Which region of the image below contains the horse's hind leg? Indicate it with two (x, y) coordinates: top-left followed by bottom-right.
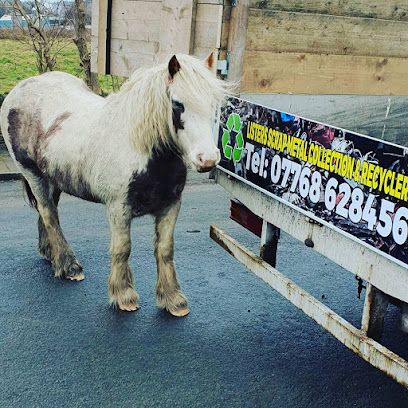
(24, 177), (84, 281)
(38, 187), (61, 261)
(154, 200), (189, 317)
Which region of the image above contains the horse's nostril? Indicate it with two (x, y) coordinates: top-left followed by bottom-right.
(196, 157), (216, 172)
(197, 153), (205, 165)
(196, 153), (218, 166)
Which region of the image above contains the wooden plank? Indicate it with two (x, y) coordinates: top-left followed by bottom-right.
(197, 0), (223, 4)
(193, 46), (215, 59)
(96, 0), (108, 74)
(214, 170), (408, 303)
(242, 50), (408, 95)
(195, 1), (223, 51)
(194, 4), (223, 49)
(196, 3), (222, 22)
(112, 0), (161, 20)
(157, 0), (196, 61)
(111, 18), (160, 42)
(249, 1), (408, 21)
(110, 38), (159, 55)
(194, 21), (221, 48)
(110, 51), (156, 77)
(104, 0), (163, 76)
(247, 10), (408, 58)
(210, 224), (408, 388)
(227, 0), (249, 84)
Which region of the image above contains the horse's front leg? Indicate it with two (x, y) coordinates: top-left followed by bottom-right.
(107, 204), (139, 312)
(155, 200), (189, 317)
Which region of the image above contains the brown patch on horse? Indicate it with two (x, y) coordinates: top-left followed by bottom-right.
(50, 166), (101, 203)
(8, 109), (41, 154)
(8, 109), (72, 175)
(9, 109), (98, 202)
(36, 111), (72, 172)
(42, 112), (72, 141)
(8, 109), (43, 177)
(7, 109), (20, 140)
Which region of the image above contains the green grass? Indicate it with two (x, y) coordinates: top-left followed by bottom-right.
(0, 38), (124, 95)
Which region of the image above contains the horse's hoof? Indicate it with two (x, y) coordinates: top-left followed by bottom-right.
(168, 306), (190, 317)
(62, 259), (84, 281)
(65, 273), (85, 282)
(39, 246), (52, 262)
(118, 302), (140, 312)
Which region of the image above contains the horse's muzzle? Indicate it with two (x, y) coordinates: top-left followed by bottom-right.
(197, 164), (216, 173)
(195, 152), (220, 172)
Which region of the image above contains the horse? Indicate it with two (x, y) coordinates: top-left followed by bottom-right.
(0, 53), (229, 317)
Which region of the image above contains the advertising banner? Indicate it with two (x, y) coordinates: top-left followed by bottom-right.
(218, 97), (408, 267)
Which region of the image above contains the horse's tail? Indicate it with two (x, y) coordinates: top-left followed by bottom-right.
(22, 178), (38, 209)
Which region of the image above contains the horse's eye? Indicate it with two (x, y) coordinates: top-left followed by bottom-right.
(171, 99), (185, 131)
(172, 100), (185, 112)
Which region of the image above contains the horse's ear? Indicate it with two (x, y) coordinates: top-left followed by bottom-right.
(204, 52), (214, 70)
(168, 55), (181, 79)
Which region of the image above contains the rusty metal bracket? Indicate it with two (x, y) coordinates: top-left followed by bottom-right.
(355, 275), (366, 299)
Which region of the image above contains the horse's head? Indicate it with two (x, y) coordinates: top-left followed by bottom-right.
(166, 53), (228, 173)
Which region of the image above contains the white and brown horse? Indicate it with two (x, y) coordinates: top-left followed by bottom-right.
(0, 53), (229, 316)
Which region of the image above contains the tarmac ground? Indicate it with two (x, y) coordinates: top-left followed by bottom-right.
(0, 149), (19, 180)
(1, 174), (408, 407)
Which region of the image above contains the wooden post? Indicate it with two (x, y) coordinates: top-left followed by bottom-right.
(260, 220), (280, 268)
(361, 283), (389, 341)
(157, 0), (196, 63)
(226, 0), (249, 86)
(96, 0), (108, 74)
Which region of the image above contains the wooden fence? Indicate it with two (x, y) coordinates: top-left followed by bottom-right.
(91, 0), (408, 95)
(242, 0), (408, 94)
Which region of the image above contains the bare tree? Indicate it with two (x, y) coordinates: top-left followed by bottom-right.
(12, 0), (69, 73)
(72, 0), (99, 93)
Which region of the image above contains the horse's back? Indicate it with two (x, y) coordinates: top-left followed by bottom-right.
(0, 72), (105, 189)
(1, 72), (103, 147)
(2, 72), (102, 115)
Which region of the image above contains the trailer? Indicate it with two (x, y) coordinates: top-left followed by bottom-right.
(211, 95), (408, 387)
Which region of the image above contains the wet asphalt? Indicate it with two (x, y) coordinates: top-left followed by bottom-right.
(1, 174), (408, 408)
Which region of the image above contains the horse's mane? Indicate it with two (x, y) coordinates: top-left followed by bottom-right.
(105, 54), (231, 154)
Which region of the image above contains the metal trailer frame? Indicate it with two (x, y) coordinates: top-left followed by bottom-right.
(210, 168), (408, 388)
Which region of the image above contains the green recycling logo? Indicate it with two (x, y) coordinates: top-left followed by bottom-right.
(222, 113), (244, 162)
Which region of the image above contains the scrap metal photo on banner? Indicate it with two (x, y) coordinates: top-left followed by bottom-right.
(218, 97), (408, 267)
